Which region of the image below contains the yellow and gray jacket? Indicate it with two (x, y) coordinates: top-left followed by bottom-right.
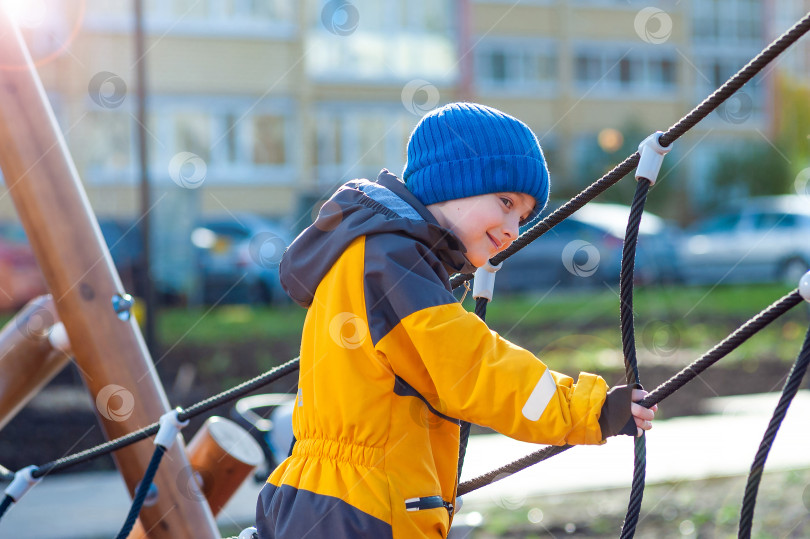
(256, 170), (620, 538)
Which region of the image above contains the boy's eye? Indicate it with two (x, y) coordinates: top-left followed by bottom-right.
(500, 197), (513, 208)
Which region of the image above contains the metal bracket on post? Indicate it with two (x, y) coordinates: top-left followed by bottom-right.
(636, 131), (672, 185)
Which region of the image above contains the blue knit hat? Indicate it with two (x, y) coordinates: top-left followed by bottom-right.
(403, 102), (550, 223)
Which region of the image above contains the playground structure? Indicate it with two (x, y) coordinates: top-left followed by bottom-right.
(0, 4), (808, 539)
(0, 8), (263, 538)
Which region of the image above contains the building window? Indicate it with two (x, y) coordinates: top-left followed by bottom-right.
(489, 51), (508, 83)
(148, 0), (294, 22)
(315, 106), (417, 185)
(307, 0), (457, 83)
(85, 0), (297, 37)
(651, 58), (676, 86)
(74, 99), (295, 185)
(356, 114), (388, 168)
(475, 39), (558, 95)
(174, 112), (212, 164)
(315, 115), (343, 168)
(573, 44), (678, 96)
(692, 0), (762, 45)
(252, 115), (286, 165)
(72, 111), (133, 177)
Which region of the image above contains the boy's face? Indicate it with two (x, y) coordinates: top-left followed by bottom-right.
(427, 192), (536, 268)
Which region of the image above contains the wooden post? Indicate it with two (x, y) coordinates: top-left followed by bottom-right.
(0, 10), (219, 539)
(0, 295), (70, 431)
(187, 417), (264, 516)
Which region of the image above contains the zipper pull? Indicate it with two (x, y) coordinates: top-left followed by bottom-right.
(459, 280), (471, 304)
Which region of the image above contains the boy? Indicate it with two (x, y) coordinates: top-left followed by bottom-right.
(256, 102), (656, 538)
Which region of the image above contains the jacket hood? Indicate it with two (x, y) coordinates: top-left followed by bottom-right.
(280, 170), (474, 307)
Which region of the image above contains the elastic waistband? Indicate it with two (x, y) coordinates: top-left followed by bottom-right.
(292, 438), (385, 468)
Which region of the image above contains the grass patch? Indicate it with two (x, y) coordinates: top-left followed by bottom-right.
(155, 303), (307, 345)
(148, 283), (807, 356)
(480, 282), (802, 328)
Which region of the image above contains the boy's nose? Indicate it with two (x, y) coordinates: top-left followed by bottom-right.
(503, 217), (520, 242)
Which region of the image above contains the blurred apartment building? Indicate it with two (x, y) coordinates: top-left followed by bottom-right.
(1, 0), (808, 226)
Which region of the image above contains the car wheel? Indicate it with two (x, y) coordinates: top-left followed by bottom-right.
(779, 257), (808, 286)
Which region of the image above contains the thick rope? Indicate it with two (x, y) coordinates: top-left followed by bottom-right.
(458, 290), (803, 495)
(660, 10), (810, 147)
(737, 325), (810, 539)
(177, 357), (299, 422)
(458, 444), (571, 496)
(637, 291), (804, 410)
(618, 179), (650, 539)
(0, 357), (299, 481)
(0, 495), (11, 520)
(456, 297), (490, 491)
(115, 445), (166, 539)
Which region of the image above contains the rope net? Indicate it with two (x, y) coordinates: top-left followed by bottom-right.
(2, 9), (810, 538)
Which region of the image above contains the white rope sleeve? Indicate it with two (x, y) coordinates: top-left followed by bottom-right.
(4, 466), (41, 502)
(636, 131), (672, 185)
(799, 270), (810, 303)
(472, 261), (502, 302)
(154, 408), (189, 449)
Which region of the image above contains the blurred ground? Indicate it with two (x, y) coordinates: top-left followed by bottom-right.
(455, 391), (810, 538)
(2, 391), (809, 538)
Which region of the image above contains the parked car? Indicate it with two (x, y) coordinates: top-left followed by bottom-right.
(677, 195), (810, 286)
(496, 202), (682, 294)
(191, 213), (292, 305)
(0, 223), (48, 311)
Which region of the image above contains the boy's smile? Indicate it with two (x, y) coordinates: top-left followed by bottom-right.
(427, 192), (536, 268)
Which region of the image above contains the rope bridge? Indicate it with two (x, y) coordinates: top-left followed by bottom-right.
(2, 10), (810, 539)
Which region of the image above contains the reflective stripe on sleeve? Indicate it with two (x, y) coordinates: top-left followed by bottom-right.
(521, 369), (556, 421)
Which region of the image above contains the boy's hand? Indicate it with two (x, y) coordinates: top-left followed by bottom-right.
(599, 385), (658, 439)
(631, 389), (657, 437)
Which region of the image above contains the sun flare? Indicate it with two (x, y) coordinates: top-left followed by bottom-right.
(1, 0), (47, 28)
